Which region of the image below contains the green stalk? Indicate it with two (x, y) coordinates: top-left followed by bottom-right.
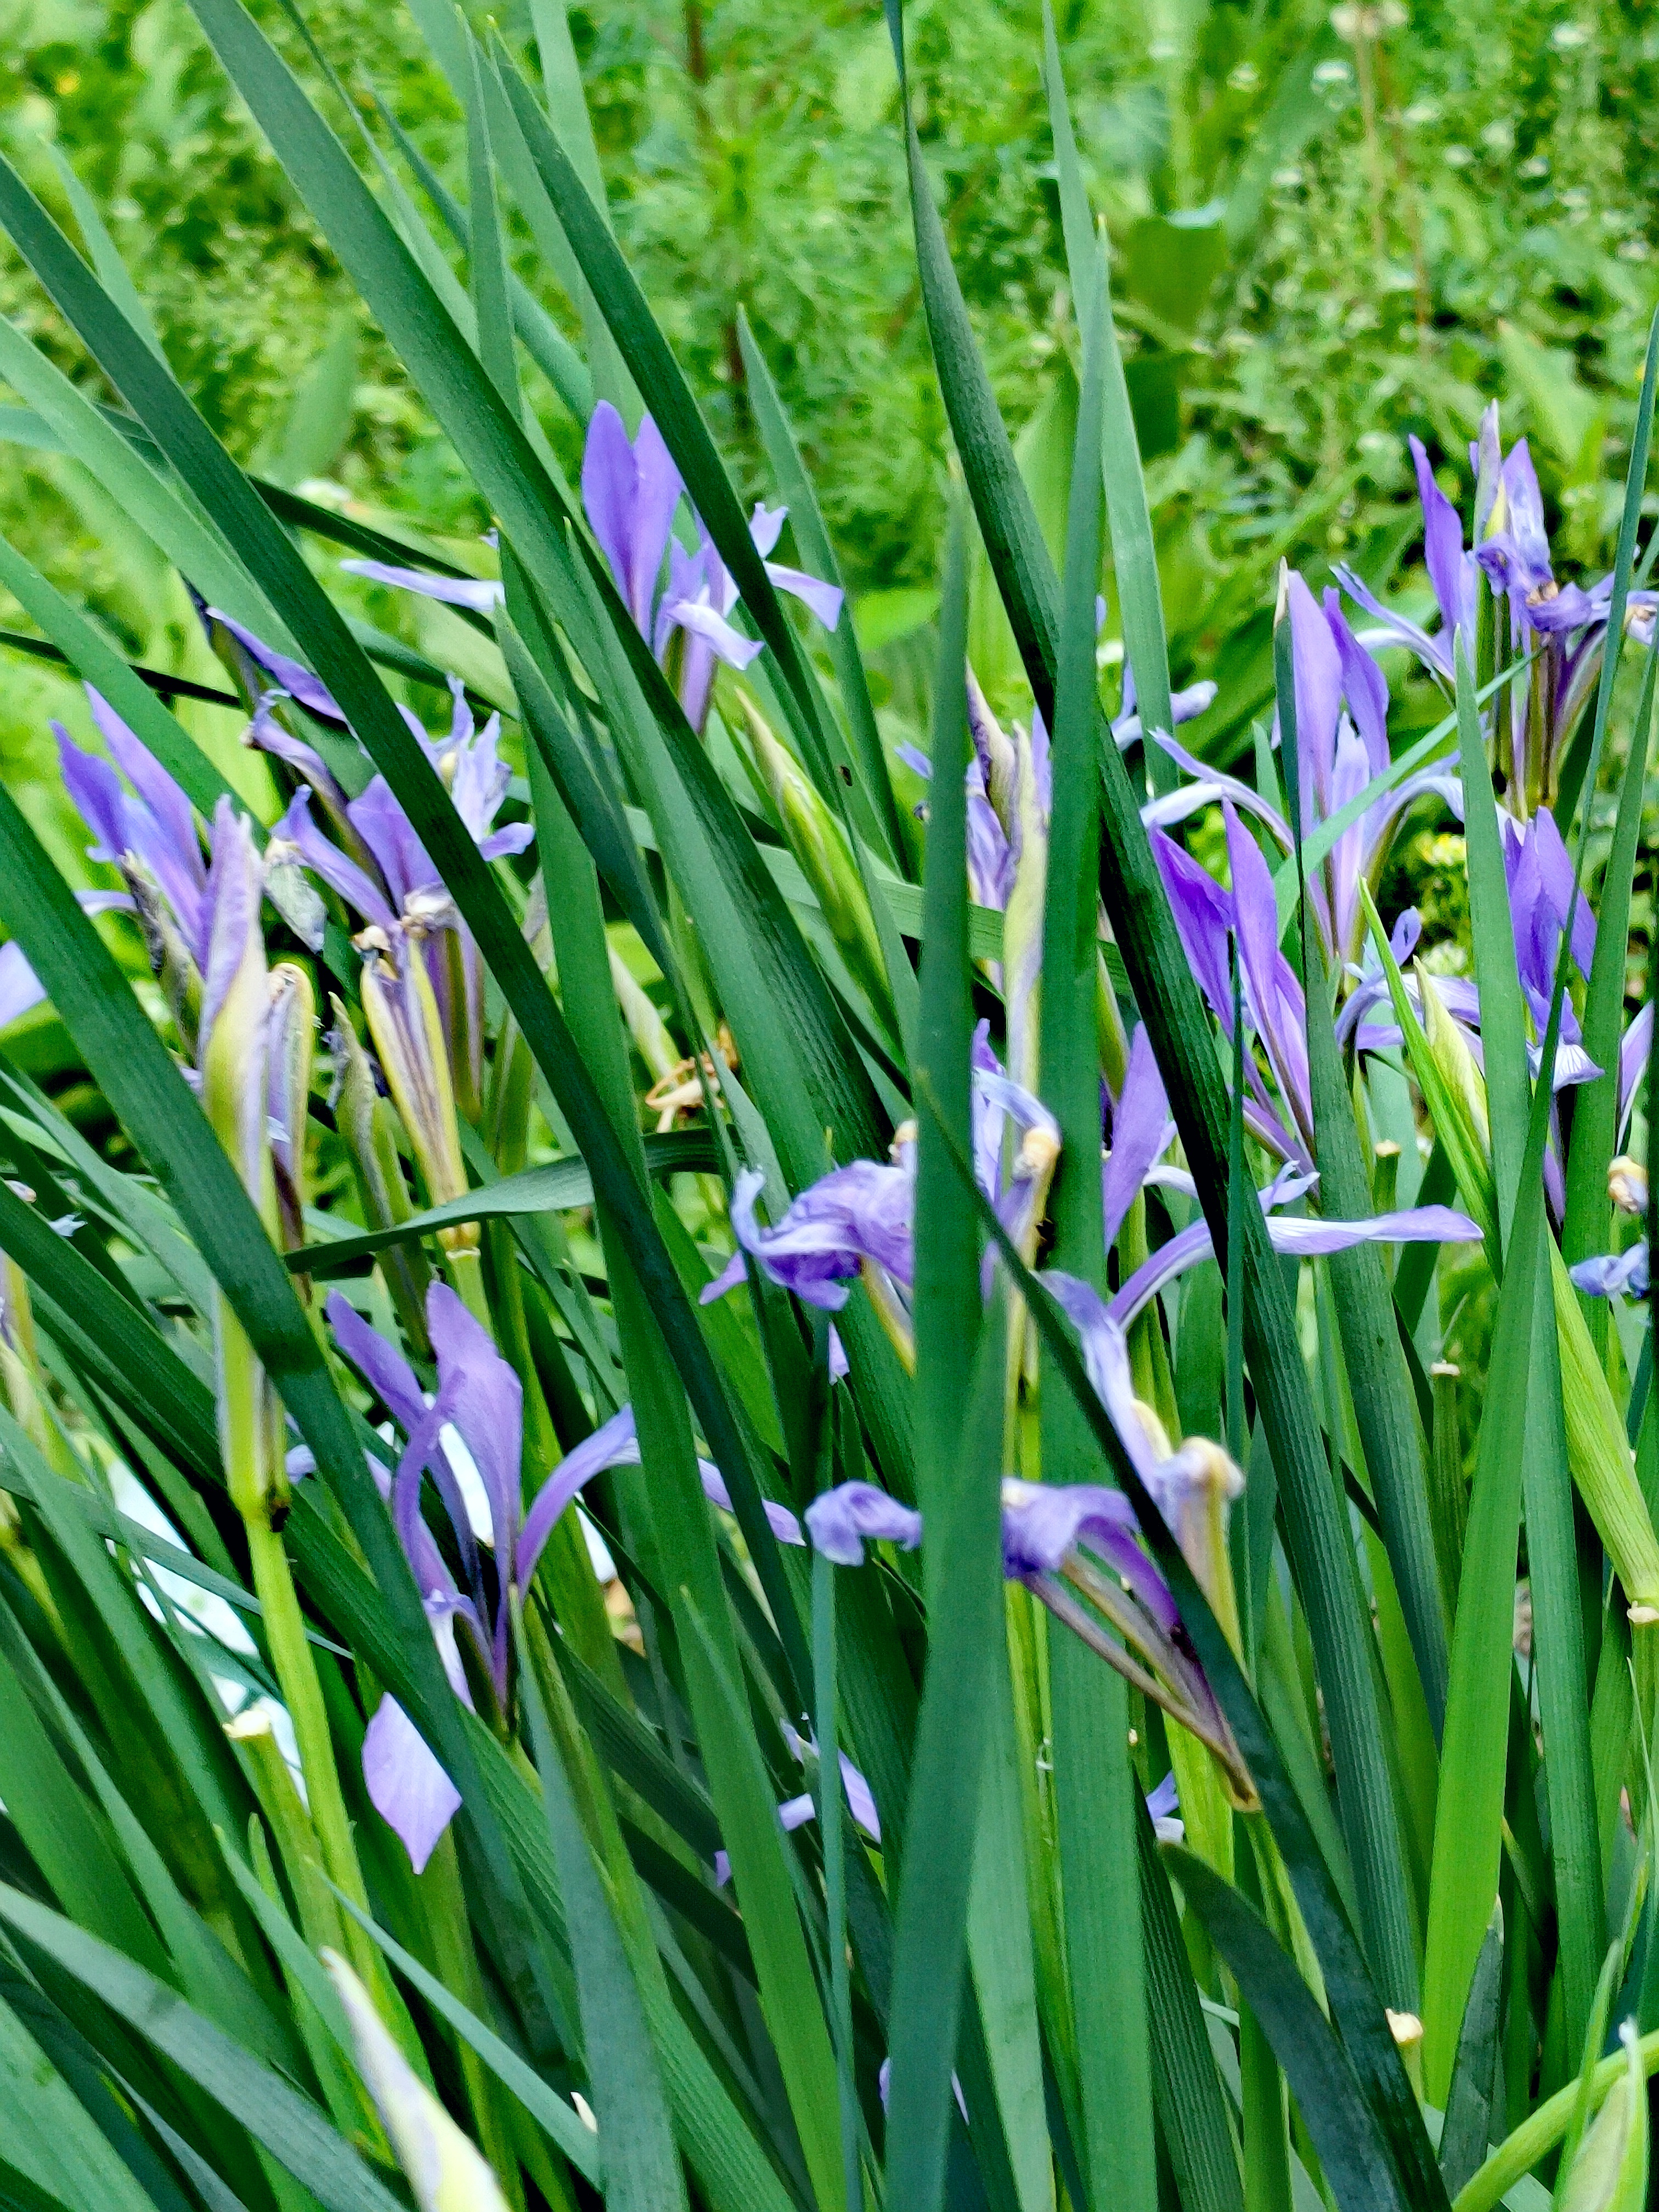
(1452, 2032), (1659, 2212)
(241, 1503), (402, 2025)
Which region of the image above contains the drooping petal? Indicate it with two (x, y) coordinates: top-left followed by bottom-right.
(324, 1287), (429, 1435)
(516, 1405), (642, 1591)
(1149, 828), (1235, 1031)
(348, 778), (443, 916)
(697, 1460), (805, 1547)
(805, 1482), (923, 1565)
(1409, 436), (1472, 645)
(273, 786), (396, 934)
(425, 1282), (523, 1577)
(764, 560), (844, 631)
(663, 598), (767, 672)
(340, 557), (504, 612)
(361, 1695), (463, 1875)
(207, 611), (346, 724)
(1105, 1201), (1482, 1331)
(1334, 563), (1453, 683)
(1570, 1245), (1649, 1299)
(1103, 1024), (1174, 1250)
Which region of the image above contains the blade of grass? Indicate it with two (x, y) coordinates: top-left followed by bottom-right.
(1040, 6), (1175, 797)
(287, 1131), (715, 1273)
(736, 309), (906, 870)
(1420, 831), (1584, 2103)
(0, 1884), (404, 2212)
(1457, 631), (1531, 1254)
(884, 1305), (1010, 2212)
(1038, 235), (1157, 2210)
(0, 312), (291, 648)
(1438, 1906), (1503, 2197)
(1167, 1846), (1408, 2212)
(510, 1595), (684, 2209)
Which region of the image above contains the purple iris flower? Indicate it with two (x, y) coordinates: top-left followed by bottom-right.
(584, 402), (842, 729)
(326, 1283), (802, 1870)
(1336, 406), (1656, 814)
(699, 1029), (1059, 1363)
(901, 668), (1215, 923)
(1152, 806), (1321, 1166)
(341, 405), (843, 732)
(1143, 574), (1461, 970)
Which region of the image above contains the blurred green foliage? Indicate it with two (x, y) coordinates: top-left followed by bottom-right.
(4, 0), (1659, 799)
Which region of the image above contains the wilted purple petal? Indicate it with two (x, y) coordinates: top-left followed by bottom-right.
(340, 558), (504, 612)
(805, 1482), (923, 1565)
(1570, 1245), (1649, 1299)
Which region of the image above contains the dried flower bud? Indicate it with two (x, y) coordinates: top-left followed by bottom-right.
(1609, 1156), (1648, 1216)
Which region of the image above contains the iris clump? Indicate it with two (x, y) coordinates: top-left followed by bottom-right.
(3, 13), (1659, 2212)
